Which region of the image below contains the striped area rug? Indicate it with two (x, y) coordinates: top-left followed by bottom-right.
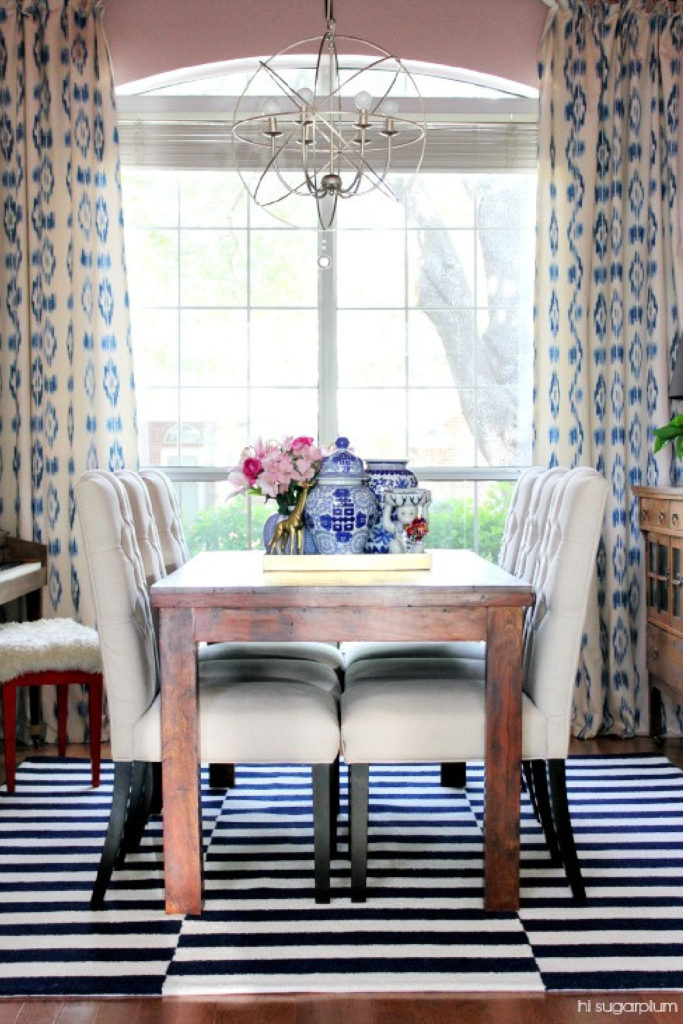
(0, 754), (682, 996)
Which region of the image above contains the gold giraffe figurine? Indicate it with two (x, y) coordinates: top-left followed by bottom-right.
(268, 481), (313, 555)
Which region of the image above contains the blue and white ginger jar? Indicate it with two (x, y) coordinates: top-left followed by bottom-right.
(305, 438), (377, 554)
(364, 458), (418, 553)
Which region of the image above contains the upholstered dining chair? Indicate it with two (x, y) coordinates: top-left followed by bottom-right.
(340, 468), (608, 902)
(118, 467), (342, 795)
(138, 467), (344, 677)
(341, 464), (546, 670)
(75, 470), (341, 906)
(0, 617), (103, 793)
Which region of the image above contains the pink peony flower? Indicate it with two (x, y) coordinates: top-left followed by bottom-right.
(242, 456), (263, 486)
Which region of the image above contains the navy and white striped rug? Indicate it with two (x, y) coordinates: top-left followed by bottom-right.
(0, 754), (682, 996)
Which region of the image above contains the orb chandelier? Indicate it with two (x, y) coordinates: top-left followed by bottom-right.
(231, 0), (426, 229)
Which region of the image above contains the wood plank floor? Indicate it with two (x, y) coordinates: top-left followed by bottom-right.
(0, 736), (681, 1024)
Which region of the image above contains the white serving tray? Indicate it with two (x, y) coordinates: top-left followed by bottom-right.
(262, 552), (432, 572)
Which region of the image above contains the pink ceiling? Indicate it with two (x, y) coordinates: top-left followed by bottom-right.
(105, 0), (547, 90)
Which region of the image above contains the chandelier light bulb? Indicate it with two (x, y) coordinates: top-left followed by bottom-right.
(381, 99), (399, 117)
(354, 90), (373, 112)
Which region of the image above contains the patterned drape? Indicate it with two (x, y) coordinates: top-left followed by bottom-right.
(0, 0), (137, 739)
(534, 0), (683, 736)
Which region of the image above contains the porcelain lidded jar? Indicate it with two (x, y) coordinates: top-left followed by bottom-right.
(305, 437), (378, 554)
(364, 459), (418, 553)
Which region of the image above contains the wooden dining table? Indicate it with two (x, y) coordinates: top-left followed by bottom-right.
(150, 548), (534, 915)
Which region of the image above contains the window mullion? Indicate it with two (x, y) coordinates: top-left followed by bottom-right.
(318, 229), (338, 444)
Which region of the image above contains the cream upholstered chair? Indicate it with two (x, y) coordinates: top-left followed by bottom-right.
(0, 618), (103, 793)
(341, 468), (608, 902)
(138, 467), (344, 676)
(119, 468), (341, 795)
(75, 470), (340, 906)
(342, 465), (545, 670)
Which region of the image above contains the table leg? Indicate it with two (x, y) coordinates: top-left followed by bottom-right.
(484, 605), (524, 911)
(159, 606), (202, 915)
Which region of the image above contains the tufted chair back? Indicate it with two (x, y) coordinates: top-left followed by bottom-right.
(75, 470), (159, 761)
(522, 468), (607, 757)
(514, 467), (568, 582)
(116, 470), (166, 587)
(139, 468), (189, 573)
(497, 466), (545, 574)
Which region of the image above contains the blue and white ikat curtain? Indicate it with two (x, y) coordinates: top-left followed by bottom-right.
(0, 0), (138, 738)
(534, 0), (683, 736)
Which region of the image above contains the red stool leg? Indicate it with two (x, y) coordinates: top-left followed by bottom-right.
(87, 674), (103, 788)
(56, 684), (69, 757)
(2, 683), (17, 794)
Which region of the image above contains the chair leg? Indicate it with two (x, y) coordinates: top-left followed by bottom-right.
(150, 761), (163, 815)
(529, 759), (561, 864)
(548, 758), (586, 901)
(312, 763), (332, 904)
(56, 685), (68, 757)
(208, 763), (235, 789)
(440, 762), (466, 788)
(1, 683), (17, 794)
(91, 761), (133, 908)
(119, 761), (153, 860)
(349, 763), (369, 903)
(87, 675), (103, 788)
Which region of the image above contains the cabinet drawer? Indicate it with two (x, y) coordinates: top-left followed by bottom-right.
(646, 624), (683, 699)
(640, 497), (672, 530)
(669, 502), (683, 531)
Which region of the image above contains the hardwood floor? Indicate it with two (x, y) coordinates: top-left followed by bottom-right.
(1, 736), (681, 1024)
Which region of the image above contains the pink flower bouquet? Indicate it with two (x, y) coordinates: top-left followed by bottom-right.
(229, 436), (333, 515)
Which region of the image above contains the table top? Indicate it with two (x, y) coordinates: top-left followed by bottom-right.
(150, 548), (534, 609)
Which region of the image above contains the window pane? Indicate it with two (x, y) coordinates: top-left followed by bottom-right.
(126, 228), (178, 307)
(408, 389), (476, 466)
(408, 309), (475, 387)
(408, 176), (476, 229)
(337, 390), (407, 458)
(131, 309), (178, 389)
(338, 311), (406, 387)
(181, 229), (247, 306)
(250, 230), (318, 307)
(337, 231), (405, 308)
(180, 310), (248, 386)
(248, 388), (319, 441)
(180, 172), (248, 228)
(250, 311), (318, 386)
(178, 387), (249, 465)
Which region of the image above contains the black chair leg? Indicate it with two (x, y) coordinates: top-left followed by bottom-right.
(329, 757), (340, 856)
(440, 762), (466, 788)
(349, 763), (369, 903)
(312, 763), (332, 904)
(548, 758), (586, 901)
(150, 761), (162, 815)
(529, 759), (562, 864)
(91, 761), (133, 908)
(209, 763), (235, 789)
(120, 761), (154, 861)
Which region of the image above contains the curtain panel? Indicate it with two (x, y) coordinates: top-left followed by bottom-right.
(0, 0), (137, 739)
(534, 0), (683, 735)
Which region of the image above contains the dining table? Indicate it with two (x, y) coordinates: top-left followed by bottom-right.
(150, 547), (534, 915)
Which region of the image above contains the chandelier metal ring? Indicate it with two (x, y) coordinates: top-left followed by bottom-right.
(231, 4), (426, 229)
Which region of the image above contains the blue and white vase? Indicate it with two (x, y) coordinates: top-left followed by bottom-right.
(305, 438), (377, 554)
(364, 458), (417, 553)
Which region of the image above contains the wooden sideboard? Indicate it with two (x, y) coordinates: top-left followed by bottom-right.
(635, 485), (683, 736)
